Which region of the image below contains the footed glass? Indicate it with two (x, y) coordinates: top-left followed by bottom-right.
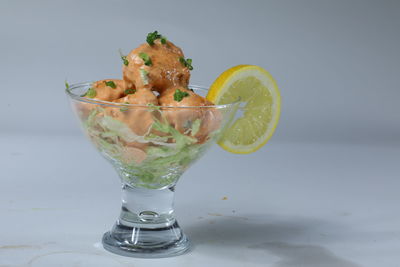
(66, 83), (239, 258)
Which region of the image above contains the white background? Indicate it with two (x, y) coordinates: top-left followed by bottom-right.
(1, 1), (399, 266)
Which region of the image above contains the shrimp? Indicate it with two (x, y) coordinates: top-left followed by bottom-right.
(91, 79), (128, 101)
(122, 40), (190, 93)
(102, 89), (159, 164)
(106, 89), (158, 136)
(158, 87), (221, 142)
(78, 79), (130, 118)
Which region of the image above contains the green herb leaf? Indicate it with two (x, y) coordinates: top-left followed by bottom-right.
(179, 57), (193, 70)
(119, 49), (129, 66)
(138, 52), (152, 66)
(120, 102), (129, 112)
(146, 31), (167, 45)
(83, 87), (96, 98)
(146, 31), (161, 45)
(124, 88), (136, 95)
(139, 69), (149, 85)
(174, 89), (190, 102)
(121, 55), (129, 66)
(104, 81), (117, 89)
(65, 81), (70, 89)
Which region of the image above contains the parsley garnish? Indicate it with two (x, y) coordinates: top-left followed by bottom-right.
(121, 56), (129, 66)
(174, 89), (190, 102)
(146, 31), (167, 45)
(119, 49), (129, 66)
(104, 81), (117, 89)
(82, 87), (96, 98)
(65, 81), (70, 89)
(139, 52), (152, 66)
(139, 69), (149, 85)
(179, 57), (193, 70)
(124, 88), (136, 95)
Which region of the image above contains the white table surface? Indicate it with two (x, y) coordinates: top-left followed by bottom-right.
(1, 134), (399, 267)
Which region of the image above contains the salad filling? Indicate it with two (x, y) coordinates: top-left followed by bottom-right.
(74, 31), (221, 189)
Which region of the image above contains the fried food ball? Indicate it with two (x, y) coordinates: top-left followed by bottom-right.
(158, 87), (211, 107)
(105, 89), (158, 136)
(78, 79), (130, 119)
(115, 88), (158, 106)
(122, 40), (190, 93)
(158, 87), (221, 142)
(103, 89), (159, 163)
(91, 79), (128, 101)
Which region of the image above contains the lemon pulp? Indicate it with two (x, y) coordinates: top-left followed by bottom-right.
(207, 65), (280, 154)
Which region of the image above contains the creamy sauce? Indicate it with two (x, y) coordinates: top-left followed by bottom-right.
(122, 40), (190, 92)
(109, 89), (158, 135)
(159, 87), (220, 143)
(92, 79), (127, 101)
(80, 36), (220, 158)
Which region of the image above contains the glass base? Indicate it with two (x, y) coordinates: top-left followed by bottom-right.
(101, 184), (189, 258)
(102, 220), (190, 258)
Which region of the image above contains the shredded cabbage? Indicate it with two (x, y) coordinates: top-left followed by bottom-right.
(82, 107), (211, 189)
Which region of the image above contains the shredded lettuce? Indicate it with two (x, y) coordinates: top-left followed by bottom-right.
(99, 116), (139, 142)
(144, 133), (170, 142)
(84, 108), (100, 128)
(82, 107), (213, 189)
(191, 119), (201, 136)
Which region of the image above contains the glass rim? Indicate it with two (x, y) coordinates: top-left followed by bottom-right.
(65, 82), (240, 109)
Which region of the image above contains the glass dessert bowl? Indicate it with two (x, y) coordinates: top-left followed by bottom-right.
(66, 82), (239, 258)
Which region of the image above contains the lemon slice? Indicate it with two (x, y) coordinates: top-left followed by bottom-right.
(207, 65), (281, 154)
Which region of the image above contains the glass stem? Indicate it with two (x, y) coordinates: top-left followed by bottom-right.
(119, 184), (176, 228)
(102, 183), (189, 257)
